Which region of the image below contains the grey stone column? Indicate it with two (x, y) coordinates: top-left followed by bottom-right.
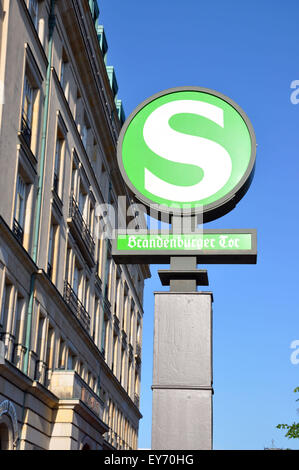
(151, 258), (213, 450)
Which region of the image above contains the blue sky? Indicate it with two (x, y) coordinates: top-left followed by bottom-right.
(99, 0), (299, 449)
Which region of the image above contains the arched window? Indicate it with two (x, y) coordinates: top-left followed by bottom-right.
(0, 422), (10, 450)
(0, 401), (19, 450)
(0, 416), (14, 450)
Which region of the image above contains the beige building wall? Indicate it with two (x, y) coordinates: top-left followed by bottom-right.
(0, 0), (150, 451)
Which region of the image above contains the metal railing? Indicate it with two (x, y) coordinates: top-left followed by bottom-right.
(63, 281), (90, 332)
(47, 262), (52, 279)
(49, 370), (103, 418)
(94, 262), (102, 291)
(113, 314), (120, 335)
(128, 343), (133, 362)
(134, 393), (140, 408)
(99, 387), (105, 403)
(121, 329), (127, 349)
(21, 111), (32, 147)
(53, 172), (59, 194)
(136, 342), (141, 357)
(68, 195), (95, 259)
(103, 295), (111, 320)
(104, 428), (133, 450)
(135, 354), (141, 371)
(13, 218), (24, 244)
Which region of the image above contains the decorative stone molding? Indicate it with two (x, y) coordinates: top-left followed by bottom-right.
(0, 400), (19, 449)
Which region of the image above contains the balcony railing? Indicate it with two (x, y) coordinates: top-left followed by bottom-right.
(53, 172), (59, 194)
(47, 262), (52, 279)
(121, 329), (127, 349)
(103, 295), (111, 320)
(136, 342), (141, 357)
(135, 356), (141, 372)
(21, 111), (32, 147)
(63, 281), (90, 332)
(49, 370), (106, 427)
(113, 314), (120, 335)
(103, 428), (133, 451)
(134, 393), (140, 408)
(94, 262), (102, 292)
(99, 387), (105, 403)
(13, 218), (24, 244)
(128, 343), (133, 362)
(68, 195), (95, 262)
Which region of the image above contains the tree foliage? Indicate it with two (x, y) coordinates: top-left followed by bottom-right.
(277, 387), (299, 439)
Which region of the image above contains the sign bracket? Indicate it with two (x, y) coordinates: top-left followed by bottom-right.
(158, 256), (209, 292)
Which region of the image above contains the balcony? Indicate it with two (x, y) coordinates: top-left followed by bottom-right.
(67, 195), (95, 267)
(49, 370), (107, 431)
(20, 111), (32, 147)
(128, 343), (133, 362)
(104, 428), (133, 451)
(103, 295), (111, 321)
(53, 172), (59, 195)
(47, 262), (52, 279)
(135, 356), (141, 372)
(135, 342), (141, 371)
(94, 262), (102, 293)
(121, 329), (127, 349)
(63, 281), (90, 332)
(12, 218), (24, 244)
(99, 387), (105, 403)
(113, 314), (120, 335)
(134, 393), (140, 409)
(135, 342), (141, 358)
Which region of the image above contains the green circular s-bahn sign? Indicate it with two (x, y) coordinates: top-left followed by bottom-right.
(117, 87), (256, 222)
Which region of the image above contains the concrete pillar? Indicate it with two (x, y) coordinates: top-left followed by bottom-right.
(151, 291), (213, 450)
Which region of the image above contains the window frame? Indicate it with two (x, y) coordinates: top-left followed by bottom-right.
(29, 0), (39, 29)
(14, 174), (26, 230)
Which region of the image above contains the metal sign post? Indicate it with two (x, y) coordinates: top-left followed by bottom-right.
(152, 256), (213, 450)
(112, 233), (256, 449)
(112, 86), (257, 450)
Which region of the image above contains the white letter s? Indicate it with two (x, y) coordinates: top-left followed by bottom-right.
(143, 100), (232, 202)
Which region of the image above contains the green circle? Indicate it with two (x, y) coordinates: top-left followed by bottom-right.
(119, 89), (254, 213)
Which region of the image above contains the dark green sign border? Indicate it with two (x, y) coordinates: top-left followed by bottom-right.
(117, 86), (257, 223)
(112, 229), (257, 264)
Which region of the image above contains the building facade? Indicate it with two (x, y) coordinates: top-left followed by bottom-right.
(0, 0), (150, 450)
